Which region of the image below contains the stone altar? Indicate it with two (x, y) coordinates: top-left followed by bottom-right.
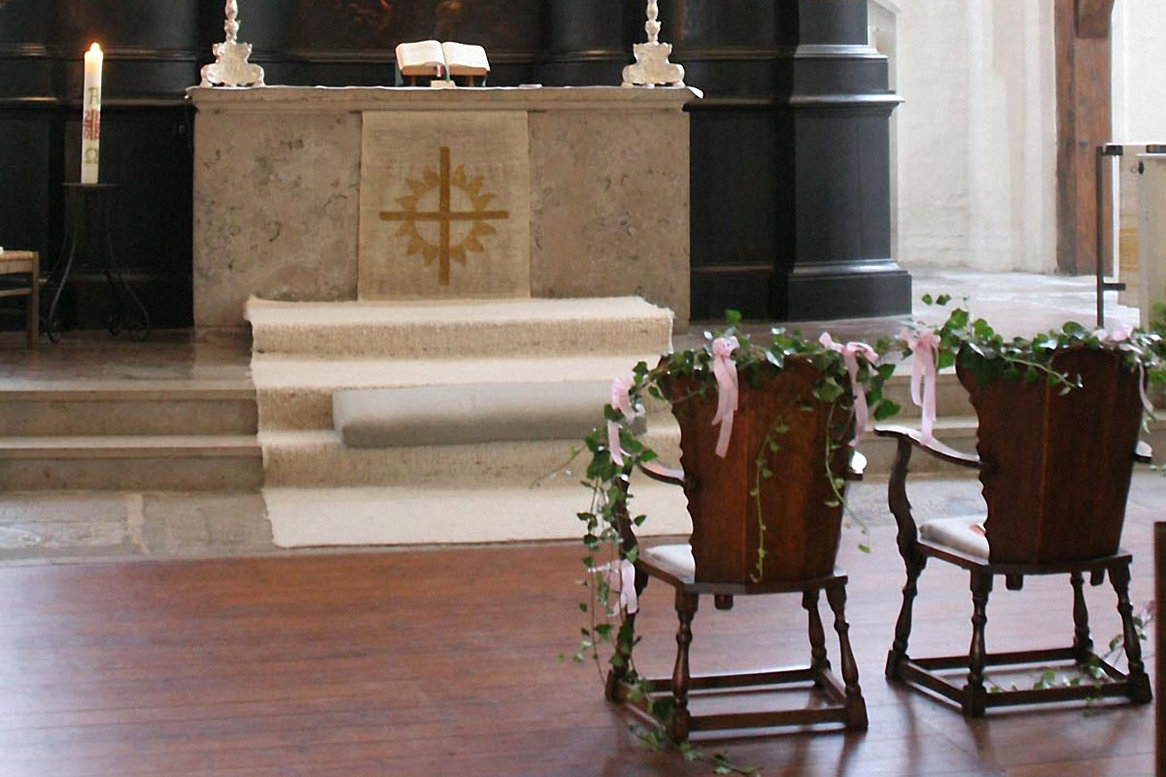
(188, 86), (696, 337)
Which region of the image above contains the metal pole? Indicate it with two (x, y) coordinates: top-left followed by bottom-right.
(1096, 144), (1124, 328)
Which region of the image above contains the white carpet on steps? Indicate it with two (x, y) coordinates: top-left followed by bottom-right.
(249, 296), (680, 545)
(246, 296), (674, 359)
(263, 480), (692, 548)
(250, 354), (671, 430)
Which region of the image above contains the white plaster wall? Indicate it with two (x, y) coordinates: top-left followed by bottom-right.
(878, 0), (1057, 272)
(1113, 0), (1166, 143)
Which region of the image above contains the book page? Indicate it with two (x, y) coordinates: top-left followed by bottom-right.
(441, 42), (489, 76)
(396, 40), (446, 77)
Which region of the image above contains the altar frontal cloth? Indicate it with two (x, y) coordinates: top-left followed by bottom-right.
(358, 110), (530, 299)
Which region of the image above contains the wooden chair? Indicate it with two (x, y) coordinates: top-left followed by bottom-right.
(878, 346), (1153, 716)
(0, 250), (39, 348)
(606, 359), (868, 740)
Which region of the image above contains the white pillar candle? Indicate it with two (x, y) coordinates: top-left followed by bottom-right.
(81, 42), (103, 184)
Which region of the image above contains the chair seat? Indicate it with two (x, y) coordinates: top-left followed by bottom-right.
(919, 515), (988, 560)
(640, 543), (694, 582)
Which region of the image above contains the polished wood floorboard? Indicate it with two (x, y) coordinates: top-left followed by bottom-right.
(0, 515), (1156, 777)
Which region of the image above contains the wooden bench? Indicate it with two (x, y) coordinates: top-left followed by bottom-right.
(0, 250), (39, 348)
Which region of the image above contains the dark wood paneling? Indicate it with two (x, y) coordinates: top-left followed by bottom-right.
(0, 0), (50, 43)
(666, 0), (784, 48)
(54, 105), (193, 330)
(0, 0), (198, 333)
(272, 0), (542, 54)
(0, 0), (905, 331)
(53, 1), (198, 51)
(536, 0), (628, 86)
(0, 113), (54, 257)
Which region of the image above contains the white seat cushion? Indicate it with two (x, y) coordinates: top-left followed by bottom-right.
(919, 515), (989, 560)
(640, 543), (695, 581)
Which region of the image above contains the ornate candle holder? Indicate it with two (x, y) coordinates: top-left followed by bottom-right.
(622, 0), (685, 88)
(200, 0), (265, 87)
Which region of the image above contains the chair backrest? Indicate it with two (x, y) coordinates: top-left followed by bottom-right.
(958, 346), (1144, 564)
(663, 358), (852, 584)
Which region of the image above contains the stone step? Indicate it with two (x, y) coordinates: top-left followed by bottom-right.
(0, 435), (263, 491)
(0, 380), (257, 437)
(245, 297), (674, 359)
(251, 354), (669, 430)
(879, 369), (974, 419)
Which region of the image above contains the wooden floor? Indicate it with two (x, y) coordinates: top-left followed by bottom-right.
(0, 511), (1157, 777)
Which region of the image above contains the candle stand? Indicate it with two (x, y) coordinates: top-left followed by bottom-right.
(44, 183), (150, 342)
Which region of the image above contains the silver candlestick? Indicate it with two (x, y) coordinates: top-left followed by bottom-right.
(200, 0), (265, 87)
(622, 0), (685, 88)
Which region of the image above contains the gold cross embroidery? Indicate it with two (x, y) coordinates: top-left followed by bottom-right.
(379, 146), (509, 285)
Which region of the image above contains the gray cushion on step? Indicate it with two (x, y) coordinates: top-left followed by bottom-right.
(334, 381), (629, 447)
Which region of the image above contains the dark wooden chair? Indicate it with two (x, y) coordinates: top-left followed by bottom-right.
(606, 358), (868, 740)
(878, 346), (1154, 716)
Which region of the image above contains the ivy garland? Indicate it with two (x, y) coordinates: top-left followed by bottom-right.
(911, 294), (1166, 413)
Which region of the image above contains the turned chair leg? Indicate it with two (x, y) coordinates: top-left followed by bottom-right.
(1109, 562), (1153, 703)
(1069, 571), (1093, 666)
(825, 582), (868, 730)
(803, 589), (830, 683)
(668, 591), (699, 741)
(963, 571), (993, 717)
(886, 553), (926, 679)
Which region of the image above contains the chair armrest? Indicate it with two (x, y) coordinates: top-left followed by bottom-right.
(875, 425), (981, 469)
(1135, 440), (1152, 464)
(637, 459), (685, 487)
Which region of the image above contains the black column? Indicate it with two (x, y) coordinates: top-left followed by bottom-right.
(678, 0), (907, 321)
(776, 0), (909, 320)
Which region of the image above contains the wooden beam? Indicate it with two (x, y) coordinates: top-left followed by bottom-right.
(1076, 0), (1116, 39)
(1055, 0), (1114, 274)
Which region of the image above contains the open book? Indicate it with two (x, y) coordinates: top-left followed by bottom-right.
(395, 40), (490, 87)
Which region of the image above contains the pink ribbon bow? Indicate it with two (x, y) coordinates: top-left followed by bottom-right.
(1093, 323), (1133, 342)
(711, 336), (740, 457)
(591, 559), (638, 614)
(1092, 323), (1153, 412)
(820, 333), (879, 444)
(607, 376), (636, 467)
(902, 328), (941, 442)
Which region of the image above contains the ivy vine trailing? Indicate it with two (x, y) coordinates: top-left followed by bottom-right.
(572, 312), (899, 769)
